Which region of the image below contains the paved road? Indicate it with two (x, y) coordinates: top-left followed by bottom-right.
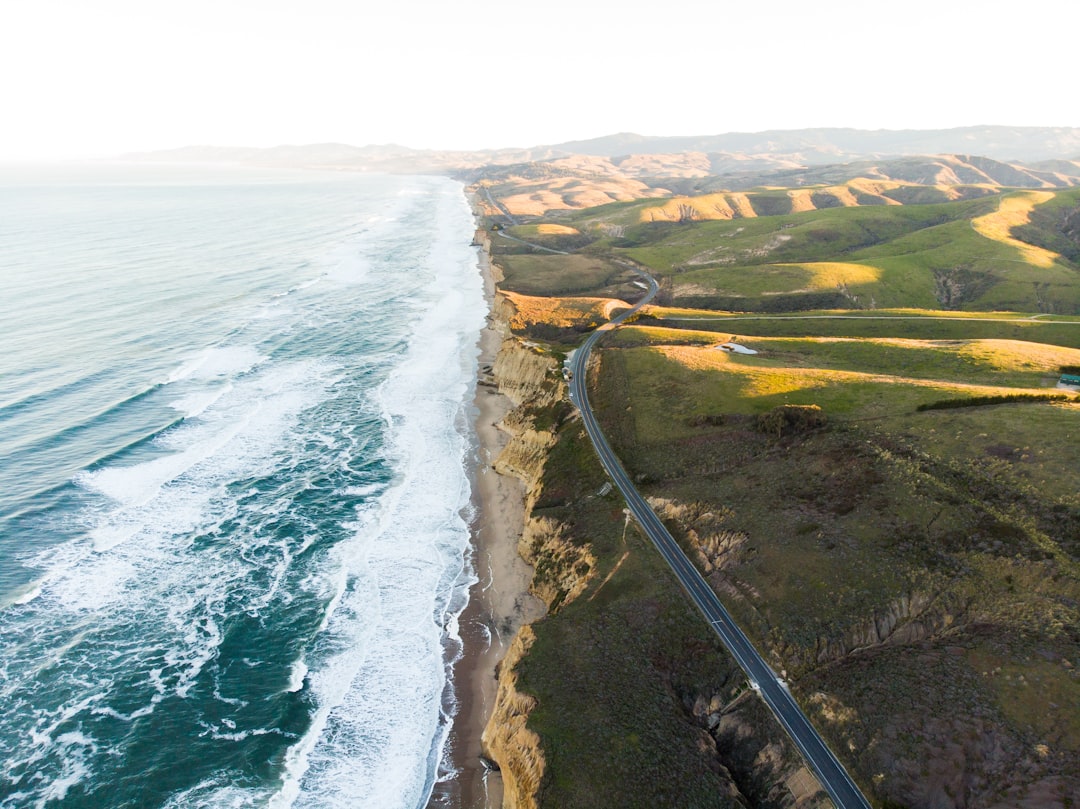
(567, 268), (872, 809)
(494, 230), (568, 254)
(480, 186), (518, 226)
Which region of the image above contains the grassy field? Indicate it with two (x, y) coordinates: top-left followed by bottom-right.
(638, 307), (1080, 349)
(553, 182), (1002, 230)
(554, 189), (1080, 314)
(512, 412), (830, 808)
(608, 202), (990, 274)
(497, 252), (641, 298)
(595, 333), (1079, 441)
(483, 177), (1080, 808)
(588, 319), (1080, 807)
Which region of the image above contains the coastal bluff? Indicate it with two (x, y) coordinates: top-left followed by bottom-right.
(474, 282), (826, 809)
(479, 297), (571, 808)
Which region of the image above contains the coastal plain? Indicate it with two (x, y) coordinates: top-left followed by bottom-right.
(452, 140), (1080, 809)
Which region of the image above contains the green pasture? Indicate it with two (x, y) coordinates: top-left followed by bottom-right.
(611, 201), (995, 274)
(641, 309), (1080, 348)
(497, 253), (636, 297)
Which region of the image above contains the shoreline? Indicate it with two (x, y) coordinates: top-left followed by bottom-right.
(427, 219), (542, 808)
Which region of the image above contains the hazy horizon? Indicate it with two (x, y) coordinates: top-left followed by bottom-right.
(3, 0), (1077, 161)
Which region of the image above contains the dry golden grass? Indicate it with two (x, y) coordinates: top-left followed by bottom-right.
(637, 183), (917, 221)
(502, 290), (622, 331)
(728, 192), (758, 218)
(847, 178), (903, 205)
(546, 155), (622, 176)
(787, 189), (817, 213)
(497, 174), (664, 216)
(652, 343), (1061, 401)
(931, 164), (966, 185)
(502, 191), (565, 217)
(636, 193), (737, 223)
(535, 224), (580, 236)
(773, 261), (883, 290)
(826, 185), (862, 207)
(970, 191), (1060, 268)
(936, 183), (967, 201)
(954, 338), (1080, 372)
(614, 152), (712, 178)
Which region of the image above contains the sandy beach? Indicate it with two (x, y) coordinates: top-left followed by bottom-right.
(428, 230), (543, 809)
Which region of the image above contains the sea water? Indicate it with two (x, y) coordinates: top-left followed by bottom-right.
(0, 164), (485, 807)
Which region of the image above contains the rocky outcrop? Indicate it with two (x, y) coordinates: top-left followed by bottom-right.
(482, 625), (544, 809)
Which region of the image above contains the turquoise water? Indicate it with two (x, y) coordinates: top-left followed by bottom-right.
(0, 165), (484, 807)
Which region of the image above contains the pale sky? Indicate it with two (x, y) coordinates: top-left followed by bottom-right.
(1, 0), (1075, 160)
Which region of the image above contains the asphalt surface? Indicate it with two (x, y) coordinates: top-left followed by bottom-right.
(566, 268), (872, 809)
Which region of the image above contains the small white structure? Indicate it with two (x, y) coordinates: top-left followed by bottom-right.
(717, 342), (757, 355)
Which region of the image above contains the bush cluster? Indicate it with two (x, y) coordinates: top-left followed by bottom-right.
(916, 393), (1075, 412)
(755, 404), (827, 437)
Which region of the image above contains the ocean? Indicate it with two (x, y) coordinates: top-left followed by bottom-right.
(0, 164), (485, 807)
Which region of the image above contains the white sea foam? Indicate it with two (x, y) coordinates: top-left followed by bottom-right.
(74, 360), (327, 555)
(322, 246), (370, 285)
(0, 173), (484, 809)
(337, 483), (384, 498)
(271, 277), (322, 299)
(168, 383), (232, 418)
(270, 178), (485, 809)
(165, 346), (265, 384)
(7, 580), (43, 606)
(0, 350), (338, 802)
(286, 660), (308, 693)
(38, 730), (96, 804)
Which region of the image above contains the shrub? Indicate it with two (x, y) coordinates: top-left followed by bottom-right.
(755, 404), (827, 437)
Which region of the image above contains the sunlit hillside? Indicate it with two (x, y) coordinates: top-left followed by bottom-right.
(534, 188), (1080, 314)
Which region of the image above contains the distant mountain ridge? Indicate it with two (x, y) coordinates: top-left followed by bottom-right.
(549, 127), (1080, 164)
(690, 154), (1080, 193)
(126, 126), (1080, 175)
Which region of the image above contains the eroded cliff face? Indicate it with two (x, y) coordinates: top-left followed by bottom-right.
(487, 303), (595, 614)
(690, 691), (830, 809)
(518, 515), (595, 612)
(480, 294), (581, 807)
(489, 336), (563, 488)
(775, 589), (968, 673)
(482, 626), (544, 809)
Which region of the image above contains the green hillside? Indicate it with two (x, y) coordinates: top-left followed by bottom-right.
(558, 188), (1080, 314)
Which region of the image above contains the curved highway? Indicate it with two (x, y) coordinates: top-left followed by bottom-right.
(567, 267), (872, 809)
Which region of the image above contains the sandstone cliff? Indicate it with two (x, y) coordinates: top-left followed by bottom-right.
(518, 514), (595, 612)
(482, 625), (544, 809)
(479, 294), (569, 807)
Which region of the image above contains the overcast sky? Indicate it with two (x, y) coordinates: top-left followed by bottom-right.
(1, 0), (1074, 160)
